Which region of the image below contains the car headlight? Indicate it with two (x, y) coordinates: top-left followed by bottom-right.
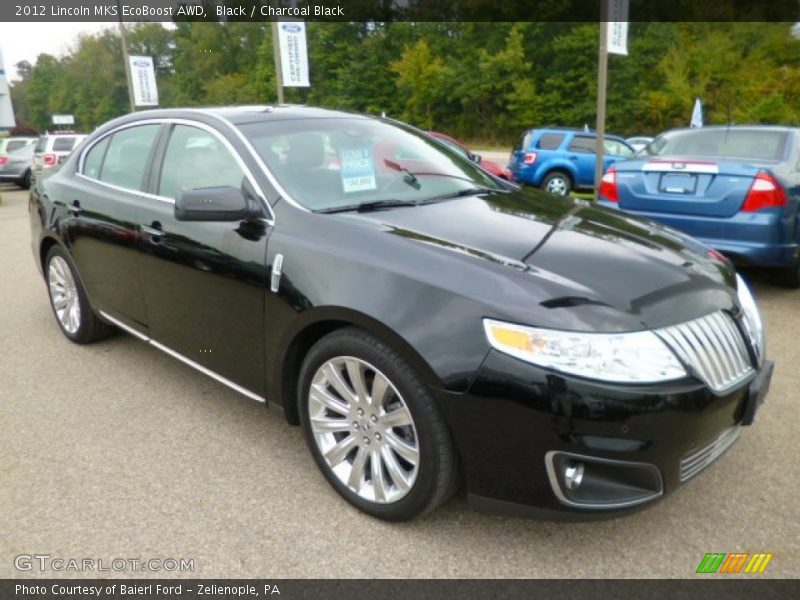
(735, 274), (764, 364)
(483, 319), (687, 384)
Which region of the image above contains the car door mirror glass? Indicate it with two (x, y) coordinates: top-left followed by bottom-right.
(175, 186), (251, 222)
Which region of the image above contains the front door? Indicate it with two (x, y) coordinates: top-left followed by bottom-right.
(135, 123), (272, 395)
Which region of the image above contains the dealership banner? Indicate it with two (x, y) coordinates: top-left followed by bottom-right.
(607, 0), (630, 55)
(128, 55), (159, 106)
(277, 21), (310, 87)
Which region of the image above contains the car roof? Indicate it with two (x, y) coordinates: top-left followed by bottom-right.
(530, 127), (628, 142)
(660, 125), (800, 135)
(127, 105), (370, 126)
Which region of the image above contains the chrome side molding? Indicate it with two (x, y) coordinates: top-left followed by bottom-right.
(270, 253), (284, 293)
(98, 310), (267, 404)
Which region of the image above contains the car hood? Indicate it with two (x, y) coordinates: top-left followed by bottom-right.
(348, 187), (736, 331)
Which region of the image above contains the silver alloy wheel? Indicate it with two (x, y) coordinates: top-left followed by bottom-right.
(48, 256), (81, 334)
(309, 356), (420, 504)
(546, 175), (568, 195)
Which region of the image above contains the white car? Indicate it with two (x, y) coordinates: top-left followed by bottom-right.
(0, 136), (37, 157)
(625, 136), (654, 153)
(32, 133), (87, 182)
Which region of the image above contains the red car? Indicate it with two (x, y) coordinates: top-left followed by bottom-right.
(428, 131), (513, 181)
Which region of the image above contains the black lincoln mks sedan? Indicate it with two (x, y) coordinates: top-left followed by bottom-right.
(29, 106), (773, 521)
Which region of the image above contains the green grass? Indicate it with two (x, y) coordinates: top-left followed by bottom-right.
(572, 192), (595, 200)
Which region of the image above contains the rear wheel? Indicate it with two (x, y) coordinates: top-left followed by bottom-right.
(45, 246), (114, 343)
(298, 327), (458, 521)
(779, 260), (800, 289)
(17, 169), (32, 189)
(541, 170), (572, 196)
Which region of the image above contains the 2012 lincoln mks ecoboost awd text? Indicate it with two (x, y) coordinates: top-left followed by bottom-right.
(29, 106), (773, 521)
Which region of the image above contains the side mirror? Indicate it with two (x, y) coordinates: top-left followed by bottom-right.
(175, 186), (253, 222)
(471, 153), (482, 164)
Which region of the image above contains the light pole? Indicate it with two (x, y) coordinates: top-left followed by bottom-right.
(271, 20), (285, 104)
(593, 0), (609, 201)
(116, 0), (135, 113)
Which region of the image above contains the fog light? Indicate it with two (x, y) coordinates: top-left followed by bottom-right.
(564, 460), (585, 490)
(545, 451), (663, 509)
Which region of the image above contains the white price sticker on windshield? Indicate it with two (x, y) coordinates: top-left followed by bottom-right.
(340, 146), (377, 193)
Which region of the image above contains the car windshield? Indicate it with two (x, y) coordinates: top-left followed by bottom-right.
(239, 117), (503, 212)
(643, 129), (788, 161)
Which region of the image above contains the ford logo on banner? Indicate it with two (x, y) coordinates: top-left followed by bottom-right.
(281, 23), (302, 33)
(133, 60), (149, 68)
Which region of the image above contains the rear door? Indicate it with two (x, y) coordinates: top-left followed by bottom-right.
(61, 123), (162, 328)
(567, 135), (596, 187)
(135, 122), (272, 394)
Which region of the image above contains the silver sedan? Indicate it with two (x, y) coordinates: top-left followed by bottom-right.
(0, 143), (35, 188)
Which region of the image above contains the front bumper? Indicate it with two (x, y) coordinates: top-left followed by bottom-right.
(434, 350), (773, 519)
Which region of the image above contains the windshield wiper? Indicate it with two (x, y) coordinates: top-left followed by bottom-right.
(384, 159), (421, 190)
(316, 199), (418, 214)
(425, 187), (500, 202)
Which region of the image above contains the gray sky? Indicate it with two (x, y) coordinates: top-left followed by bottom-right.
(0, 22), (116, 80)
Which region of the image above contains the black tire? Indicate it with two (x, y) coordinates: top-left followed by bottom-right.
(45, 245), (115, 344)
(17, 169), (32, 190)
(298, 327), (458, 521)
(779, 260), (800, 289)
(541, 170), (572, 196)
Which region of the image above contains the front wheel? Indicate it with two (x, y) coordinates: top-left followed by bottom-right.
(541, 170), (572, 196)
(298, 328), (458, 521)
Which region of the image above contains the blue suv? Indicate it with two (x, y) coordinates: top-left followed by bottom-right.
(508, 128), (635, 195)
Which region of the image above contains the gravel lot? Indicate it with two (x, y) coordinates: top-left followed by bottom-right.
(1, 184), (798, 578)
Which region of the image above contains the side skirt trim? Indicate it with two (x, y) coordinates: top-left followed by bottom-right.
(98, 310), (267, 404)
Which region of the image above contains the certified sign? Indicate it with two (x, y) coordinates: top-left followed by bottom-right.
(607, 0), (630, 56)
(277, 21), (310, 87)
(128, 55), (159, 107)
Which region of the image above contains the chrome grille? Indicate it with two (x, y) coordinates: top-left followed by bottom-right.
(657, 311), (754, 394)
(680, 426), (741, 482)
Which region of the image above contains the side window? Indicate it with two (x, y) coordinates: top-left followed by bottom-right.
(158, 125), (245, 200)
(519, 131), (533, 150)
(82, 136), (111, 180)
(568, 136), (596, 154)
(537, 134), (565, 150)
(99, 125), (160, 192)
(604, 140), (634, 157)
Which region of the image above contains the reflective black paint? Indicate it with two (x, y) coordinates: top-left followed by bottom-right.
(28, 107), (766, 517)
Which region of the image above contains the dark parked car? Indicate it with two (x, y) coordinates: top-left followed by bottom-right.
(30, 106), (772, 521)
(508, 127), (635, 195)
(599, 126), (800, 286)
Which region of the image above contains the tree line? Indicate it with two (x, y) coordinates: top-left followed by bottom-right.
(9, 21), (800, 144)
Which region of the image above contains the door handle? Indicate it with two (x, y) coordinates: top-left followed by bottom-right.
(66, 201), (83, 216)
(568, 155), (579, 161)
(141, 222), (163, 242)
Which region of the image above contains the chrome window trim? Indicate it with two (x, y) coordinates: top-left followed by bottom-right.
(192, 108), (311, 213)
(98, 310), (267, 404)
(76, 117), (275, 224)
